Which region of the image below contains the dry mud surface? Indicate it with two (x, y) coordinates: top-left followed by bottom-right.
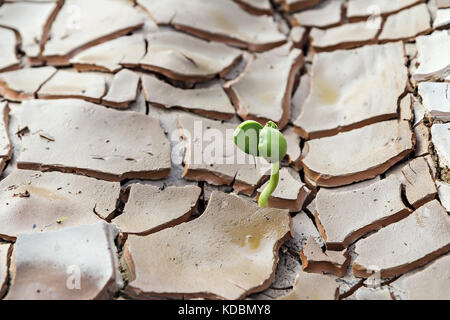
(0, 0), (449, 300)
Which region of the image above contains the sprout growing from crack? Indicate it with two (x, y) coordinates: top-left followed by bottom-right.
(233, 120), (287, 208)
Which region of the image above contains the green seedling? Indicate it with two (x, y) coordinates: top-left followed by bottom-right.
(233, 120), (287, 208)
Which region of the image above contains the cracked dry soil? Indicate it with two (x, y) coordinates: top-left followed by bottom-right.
(0, 0), (449, 300)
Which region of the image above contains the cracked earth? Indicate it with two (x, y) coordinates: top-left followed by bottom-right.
(0, 0), (449, 300)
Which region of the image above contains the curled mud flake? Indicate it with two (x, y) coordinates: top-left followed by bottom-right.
(234, 120), (288, 208)
(17, 99), (171, 181)
(431, 123), (450, 182)
(142, 75), (235, 120)
(294, 43), (407, 139)
(436, 181), (450, 212)
(345, 286), (394, 300)
(302, 120), (414, 187)
(300, 236), (350, 277)
(419, 82), (450, 122)
(70, 34), (146, 73)
(346, 0), (424, 19)
(279, 0), (321, 13)
(113, 184), (201, 235)
(227, 44), (303, 130)
(314, 176), (411, 251)
(290, 0), (344, 29)
(43, 0), (144, 64)
(5, 222), (122, 299)
(309, 20), (380, 52)
(278, 270), (340, 300)
(0, 169), (121, 239)
(139, 30), (242, 82)
(56, 217), (67, 224)
(390, 253), (450, 300)
(37, 70), (107, 103)
(16, 127), (30, 139)
(0, 243), (11, 298)
(256, 167), (310, 212)
(137, 0), (286, 51)
(378, 4), (431, 42)
(122, 191), (291, 300)
(0, 67), (57, 101)
(401, 157), (437, 209)
(414, 31), (450, 81)
(353, 200), (450, 279)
